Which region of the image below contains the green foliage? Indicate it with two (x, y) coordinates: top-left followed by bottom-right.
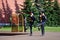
(22, 0), (39, 25)
(22, 0), (39, 15)
(43, 0), (60, 26)
(22, 0), (60, 27)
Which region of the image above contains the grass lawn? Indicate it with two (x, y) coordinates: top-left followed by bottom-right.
(45, 27), (60, 32)
(0, 27), (11, 32)
(27, 26), (60, 32)
(0, 26), (60, 32)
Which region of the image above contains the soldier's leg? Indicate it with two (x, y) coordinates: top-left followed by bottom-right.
(41, 24), (45, 36)
(37, 23), (41, 31)
(30, 23), (32, 36)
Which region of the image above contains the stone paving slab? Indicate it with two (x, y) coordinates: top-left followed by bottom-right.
(0, 32), (60, 40)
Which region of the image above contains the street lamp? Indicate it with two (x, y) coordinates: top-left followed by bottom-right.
(17, 13), (19, 32)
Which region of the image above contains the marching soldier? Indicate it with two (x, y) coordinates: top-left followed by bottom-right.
(28, 12), (35, 36)
(38, 12), (47, 36)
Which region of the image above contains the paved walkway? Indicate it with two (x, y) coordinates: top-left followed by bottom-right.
(0, 32), (60, 40)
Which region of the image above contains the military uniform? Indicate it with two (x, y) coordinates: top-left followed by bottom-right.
(28, 15), (35, 36)
(39, 14), (47, 36)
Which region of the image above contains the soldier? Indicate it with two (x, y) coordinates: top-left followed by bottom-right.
(38, 11), (47, 36)
(28, 12), (35, 36)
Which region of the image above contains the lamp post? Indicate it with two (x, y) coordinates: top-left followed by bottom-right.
(17, 13), (19, 32)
